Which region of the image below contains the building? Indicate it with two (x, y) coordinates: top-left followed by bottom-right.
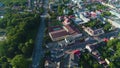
(79, 12), (90, 22)
(58, 36), (75, 47)
(49, 16), (82, 41)
(86, 44), (95, 52)
(62, 17), (70, 25)
(82, 26), (104, 36)
(72, 18), (84, 25)
(86, 44), (108, 67)
(90, 12), (97, 19)
(110, 9), (120, 18)
(49, 26), (69, 41)
(106, 0), (120, 8)
(68, 50), (81, 68)
(64, 24), (82, 36)
(107, 15), (120, 28)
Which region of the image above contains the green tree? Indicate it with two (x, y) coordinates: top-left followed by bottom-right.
(109, 63), (115, 68)
(0, 42), (7, 57)
(118, 32), (120, 37)
(21, 39), (34, 57)
(1, 62), (10, 68)
(11, 55), (29, 68)
(103, 23), (111, 32)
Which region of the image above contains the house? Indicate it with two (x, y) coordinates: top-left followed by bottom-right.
(49, 26), (69, 41)
(65, 36), (75, 45)
(72, 18), (84, 25)
(71, 0), (82, 4)
(82, 26), (104, 36)
(79, 12), (90, 22)
(90, 12), (97, 19)
(83, 12), (91, 18)
(69, 52), (80, 68)
(62, 17), (70, 25)
(103, 38), (109, 42)
(44, 60), (59, 68)
(58, 36), (75, 47)
(72, 12), (90, 25)
(73, 50), (81, 56)
(92, 50), (101, 59)
(107, 15), (120, 28)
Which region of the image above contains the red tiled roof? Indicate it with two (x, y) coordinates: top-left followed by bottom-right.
(64, 25), (80, 35)
(49, 25), (69, 39)
(103, 38), (109, 42)
(62, 19), (70, 25)
(73, 50), (80, 55)
(48, 25), (63, 32)
(50, 29), (68, 39)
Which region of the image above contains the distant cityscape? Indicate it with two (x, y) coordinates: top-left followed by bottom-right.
(0, 0), (120, 68)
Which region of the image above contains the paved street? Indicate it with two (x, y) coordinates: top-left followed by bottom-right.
(46, 28), (120, 68)
(32, 0), (48, 68)
(99, 28), (120, 39)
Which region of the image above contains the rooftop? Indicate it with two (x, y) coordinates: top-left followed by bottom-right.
(49, 26), (68, 39)
(109, 15), (120, 24)
(64, 25), (80, 35)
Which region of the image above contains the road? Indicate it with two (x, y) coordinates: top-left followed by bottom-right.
(32, 0), (48, 68)
(47, 28), (120, 68)
(99, 28), (120, 39)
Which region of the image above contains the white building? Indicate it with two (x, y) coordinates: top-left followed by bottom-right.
(108, 15), (120, 28)
(110, 9), (120, 18)
(86, 44), (94, 52)
(79, 13), (90, 23)
(72, 0), (82, 4)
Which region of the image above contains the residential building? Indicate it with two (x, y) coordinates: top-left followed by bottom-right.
(86, 44), (108, 67)
(86, 44), (95, 52)
(79, 12), (90, 22)
(72, 12), (90, 25)
(90, 12), (97, 19)
(71, 0), (82, 4)
(68, 50), (80, 68)
(65, 36), (75, 45)
(44, 60), (58, 68)
(62, 17), (70, 25)
(82, 26), (104, 36)
(58, 36), (75, 47)
(107, 15), (120, 28)
(72, 18), (84, 25)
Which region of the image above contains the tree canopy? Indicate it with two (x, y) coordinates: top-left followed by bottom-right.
(0, 0), (27, 6)
(11, 55), (29, 68)
(0, 11), (41, 67)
